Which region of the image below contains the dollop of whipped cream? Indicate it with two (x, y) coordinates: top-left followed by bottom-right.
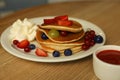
(9, 18), (38, 41)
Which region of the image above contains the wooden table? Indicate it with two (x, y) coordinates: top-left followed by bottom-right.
(0, 1), (120, 80)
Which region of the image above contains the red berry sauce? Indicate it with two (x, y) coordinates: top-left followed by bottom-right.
(97, 50), (120, 65)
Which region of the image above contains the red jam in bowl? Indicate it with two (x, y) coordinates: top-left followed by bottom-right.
(97, 50), (120, 65)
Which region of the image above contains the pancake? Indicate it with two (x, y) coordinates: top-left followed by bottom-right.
(40, 44), (82, 54)
(36, 30), (84, 54)
(39, 20), (83, 33)
(37, 28), (85, 43)
(35, 16), (85, 55)
(36, 30), (84, 45)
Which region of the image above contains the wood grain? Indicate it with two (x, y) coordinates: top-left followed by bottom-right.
(0, 1), (120, 80)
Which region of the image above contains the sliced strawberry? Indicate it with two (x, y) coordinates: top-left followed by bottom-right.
(44, 18), (55, 25)
(35, 48), (48, 57)
(54, 15), (68, 21)
(17, 39), (30, 49)
(57, 20), (73, 26)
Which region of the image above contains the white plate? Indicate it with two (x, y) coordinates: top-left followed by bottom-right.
(0, 17), (106, 62)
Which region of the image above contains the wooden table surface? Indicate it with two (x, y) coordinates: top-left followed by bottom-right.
(0, 1), (120, 80)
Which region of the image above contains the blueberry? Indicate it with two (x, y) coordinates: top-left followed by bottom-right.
(29, 44), (36, 50)
(53, 51), (60, 57)
(94, 35), (103, 43)
(64, 49), (72, 56)
(41, 33), (48, 40)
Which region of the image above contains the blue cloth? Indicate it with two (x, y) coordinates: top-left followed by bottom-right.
(0, 0), (47, 11)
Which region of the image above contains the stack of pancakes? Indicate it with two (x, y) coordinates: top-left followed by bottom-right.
(36, 19), (85, 54)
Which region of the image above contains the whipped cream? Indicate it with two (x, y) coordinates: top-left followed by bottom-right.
(9, 18), (38, 41)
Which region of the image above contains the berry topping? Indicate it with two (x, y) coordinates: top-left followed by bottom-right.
(82, 44), (90, 50)
(44, 18), (55, 25)
(60, 31), (68, 36)
(48, 29), (60, 38)
(82, 29), (103, 51)
(94, 35), (103, 43)
(41, 33), (48, 40)
(24, 47), (31, 52)
(85, 39), (92, 46)
(64, 49), (72, 56)
(82, 29), (97, 50)
(17, 39), (30, 49)
(57, 20), (73, 26)
(53, 50), (60, 57)
(85, 30), (95, 39)
(13, 40), (19, 45)
(43, 15), (73, 26)
(29, 44), (36, 50)
(90, 40), (95, 46)
(54, 15), (68, 21)
(90, 30), (95, 36)
(35, 48), (48, 57)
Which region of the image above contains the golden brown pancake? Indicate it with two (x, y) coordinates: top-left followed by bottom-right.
(40, 44), (82, 54)
(36, 30), (84, 54)
(39, 20), (83, 33)
(37, 28), (85, 43)
(35, 19), (85, 54)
